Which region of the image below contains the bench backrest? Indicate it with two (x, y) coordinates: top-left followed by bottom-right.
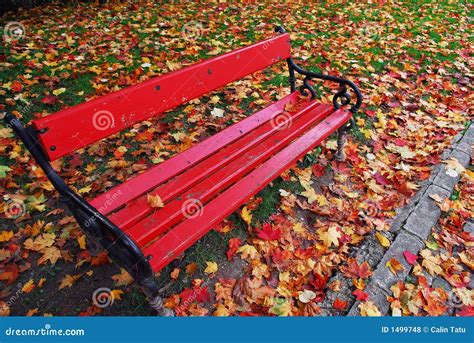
(31, 33), (291, 160)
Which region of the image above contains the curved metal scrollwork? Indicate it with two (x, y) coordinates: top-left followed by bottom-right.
(287, 57), (362, 114)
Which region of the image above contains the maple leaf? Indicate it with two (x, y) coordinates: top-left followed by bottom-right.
(420, 249), (443, 275)
(0, 264), (19, 285)
(359, 301), (381, 316)
(37, 246), (62, 265)
(41, 95), (59, 104)
(352, 289), (369, 301)
(213, 304), (230, 316)
(226, 237), (242, 261)
(257, 223), (282, 241)
(318, 225), (341, 247)
(59, 274), (81, 289)
(237, 244), (259, 260)
(240, 206), (252, 225)
(333, 298), (348, 310)
(386, 258), (405, 275)
(0, 231), (14, 243)
(111, 268), (133, 287)
(341, 258), (373, 279)
(147, 194), (164, 208)
(204, 261), (218, 274)
(11, 80), (23, 93)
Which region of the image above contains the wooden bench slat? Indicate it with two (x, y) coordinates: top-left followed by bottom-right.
(143, 108), (352, 271)
(90, 92), (300, 214)
(124, 104), (334, 247)
(32, 33), (291, 161)
(108, 99), (322, 229)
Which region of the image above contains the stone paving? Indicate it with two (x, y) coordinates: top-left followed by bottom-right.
(347, 122), (473, 316)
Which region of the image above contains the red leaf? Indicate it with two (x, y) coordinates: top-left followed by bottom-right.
(180, 286), (210, 303)
(41, 95), (59, 105)
(403, 250), (418, 265)
(226, 237), (242, 261)
(312, 164), (325, 177)
(310, 273), (329, 290)
(457, 306), (474, 317)
(333, 298), (348, 310)
(11, 81), (23, 93)
(341, 258), (373, 279)
(257, 223), (282, 241)
(374, 172), (390, 186)
(352, 289), (369, 301)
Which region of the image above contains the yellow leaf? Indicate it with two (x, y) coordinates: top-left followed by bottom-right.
(359, 301), (381, 316)
(213, 304), (230, 316)
(318, 225), (341, 247)
(111, 289), (124, 301)
(0, 231), (14, 243)
(241, 206), (252, 225)
(147, 194), (164, 208)
(204, 261), (218, 274)
(52, 88), (66, 96)
(386, 258), (404, 275)
(38, 246), (62, 265)
(237, 244), (259, 260)
(77, 235), (86, 250)
(375, 232), (391, 248)
(111, 268), (133, 287)
(59, 274), (81, 290)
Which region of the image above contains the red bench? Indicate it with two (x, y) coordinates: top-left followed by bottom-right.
(5, 27), (361, 315)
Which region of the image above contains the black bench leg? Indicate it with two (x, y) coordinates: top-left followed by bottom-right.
(142, 278), (174, 316)
(335, 125), (347, 161)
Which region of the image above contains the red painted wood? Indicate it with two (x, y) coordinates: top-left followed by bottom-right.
(127, 104), (334, 247)
(144, 109), (352, 271)
(109, 100), (322, 229)
(31, 33), (291, 161)
(90, 92), (301, 214)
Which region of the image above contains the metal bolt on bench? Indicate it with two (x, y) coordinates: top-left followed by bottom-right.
(5, 26), (362, 315)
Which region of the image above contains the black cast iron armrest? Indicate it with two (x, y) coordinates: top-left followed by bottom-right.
(287, 58), (363, 114)
(275, 26), (362, 114)
(3, 112), (160, 299)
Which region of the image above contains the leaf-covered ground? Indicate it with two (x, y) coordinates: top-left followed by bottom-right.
(0, 1), (472, 316)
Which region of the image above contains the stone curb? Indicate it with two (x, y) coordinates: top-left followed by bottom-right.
(347, 122), (473, 316)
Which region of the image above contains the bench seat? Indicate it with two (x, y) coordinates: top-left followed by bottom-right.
(90, 92), (351, 272)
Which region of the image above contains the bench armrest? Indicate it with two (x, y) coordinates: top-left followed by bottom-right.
(3, 112), (159, 297)
(274, 26), (362, 114)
